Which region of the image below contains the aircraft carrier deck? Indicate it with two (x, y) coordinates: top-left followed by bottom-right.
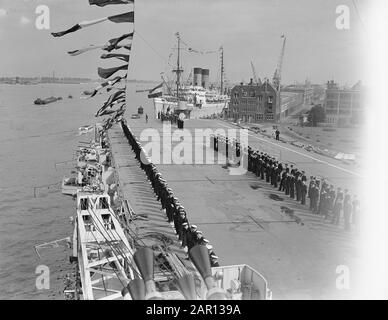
(107, 106), (359, 299)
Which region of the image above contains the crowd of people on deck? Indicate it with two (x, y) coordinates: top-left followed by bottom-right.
(121, 120), (219, 266)
(157, 111), (185, 129)
(157, 111), (178, 123)
(212, 135), (360, 231)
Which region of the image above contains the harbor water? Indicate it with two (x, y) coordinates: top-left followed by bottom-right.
(0, 82), (152, 299)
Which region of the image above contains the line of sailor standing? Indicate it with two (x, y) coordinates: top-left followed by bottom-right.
(121, 121), (219, 266)
(212, 134), (360, 231)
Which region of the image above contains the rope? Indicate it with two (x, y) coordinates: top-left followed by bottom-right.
(135, 30), (173, 67)
(351, 0), (366, 31)
(80, 208), (127, 289)
(86, 204), (141, 279)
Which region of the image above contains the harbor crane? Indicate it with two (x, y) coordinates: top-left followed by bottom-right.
(250, 61), (262, 85)
(272, 34), (286, 91)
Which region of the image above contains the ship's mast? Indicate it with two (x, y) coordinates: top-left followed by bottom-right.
(220, 46), (224, 95)
(173, 32), (183, 102)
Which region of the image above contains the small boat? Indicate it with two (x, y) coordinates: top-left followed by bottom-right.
(34, 96), (61, 105)
(62, 176), (85, 196)
(82, 90), (94, 96)
(79, 125), (94, 135)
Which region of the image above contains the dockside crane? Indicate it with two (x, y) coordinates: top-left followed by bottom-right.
(250, 61), (262, 85)
(272, 34), (286, 91)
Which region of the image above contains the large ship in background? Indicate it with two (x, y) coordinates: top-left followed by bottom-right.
(153, 33), (229, 120)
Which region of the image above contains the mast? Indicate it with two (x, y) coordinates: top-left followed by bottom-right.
(176, 33), (180, 100)
(173, 32), (183, 102)
(220, 46), (224, 95)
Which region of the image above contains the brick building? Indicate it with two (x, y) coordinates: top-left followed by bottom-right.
(228, 80), (278, 122)
(228, 79), (310, 123)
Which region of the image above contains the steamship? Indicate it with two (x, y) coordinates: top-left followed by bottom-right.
(154, 67), (229, 120)
(153, 34), (229, 120)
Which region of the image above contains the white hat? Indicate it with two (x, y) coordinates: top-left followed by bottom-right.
(210, 254), (219, 259)
(203, 239), (209, 243)
(206, 244), (213, 250)
(190, 224), (197, 229)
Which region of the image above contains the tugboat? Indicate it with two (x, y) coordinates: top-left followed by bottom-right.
(34, 96), (62, 105)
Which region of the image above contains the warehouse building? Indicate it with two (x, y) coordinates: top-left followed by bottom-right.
(324, 80), (365, 126)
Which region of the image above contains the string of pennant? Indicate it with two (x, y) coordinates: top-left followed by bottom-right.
(178, 35), (222, 55)
(50, 0), (135, 130)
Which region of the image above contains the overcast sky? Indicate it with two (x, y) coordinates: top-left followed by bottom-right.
(0, 0), (366, 85)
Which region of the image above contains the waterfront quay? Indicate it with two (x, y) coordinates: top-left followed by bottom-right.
(107, 105), (359, 299)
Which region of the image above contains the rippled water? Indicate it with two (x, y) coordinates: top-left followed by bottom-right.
(0, 82), (152, 299)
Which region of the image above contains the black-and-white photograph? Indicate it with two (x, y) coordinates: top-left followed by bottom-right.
(0, 0), (387, 305)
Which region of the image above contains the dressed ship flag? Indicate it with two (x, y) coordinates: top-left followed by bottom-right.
(51, 12), (134, 37)
(95, 90), (126, 116)
(104, 32), (134, 51)
(68, 44), (106, 56)
(97, 98), (126, 116)
(98, 103), (124, 116)
(147, 83), (163, 98)
(101, 53), (130, 62)
(98, 64), (128, 79)
(98, 102), (126, 117)
(85, 75), (126, 98)
(67, 33), (133, 56)
(89, 0), (134, 7)
(114, 44), (132, 51)
(102, 89), (126, 107)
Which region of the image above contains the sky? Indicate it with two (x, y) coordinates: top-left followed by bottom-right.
(0, 0), (366, 85)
